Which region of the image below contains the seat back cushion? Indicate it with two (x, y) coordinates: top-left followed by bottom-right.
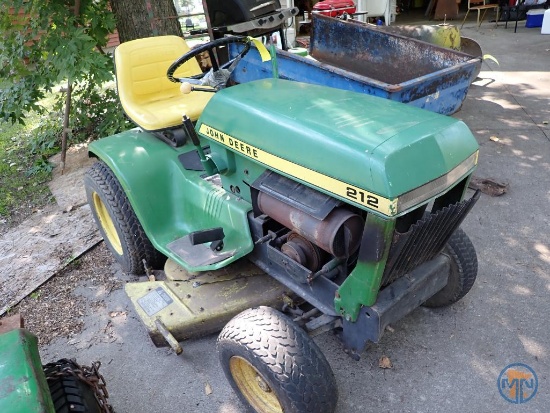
(114, 36), (210, 130)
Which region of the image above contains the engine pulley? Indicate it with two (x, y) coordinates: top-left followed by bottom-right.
(281, 232), (323, 272)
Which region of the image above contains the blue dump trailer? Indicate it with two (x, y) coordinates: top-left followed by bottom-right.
(230, 14), (481, 115)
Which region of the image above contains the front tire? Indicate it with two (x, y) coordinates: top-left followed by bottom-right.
(84, 161), (165, 274)
(423, 228), (477, 308)
(217, 306), (338, 413)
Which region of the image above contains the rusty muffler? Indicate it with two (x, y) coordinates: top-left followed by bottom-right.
(257, 192), (364, 258)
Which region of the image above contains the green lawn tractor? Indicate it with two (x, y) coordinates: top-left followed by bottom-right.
(0, 314), (112, 413)
(84, 34), (480, 413)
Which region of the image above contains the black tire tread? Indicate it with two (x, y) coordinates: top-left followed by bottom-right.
(218, 306), (337, 413)
(84, 161), (164, 274)
(44, 361), (101, 413)
(423, 227), (477, 307)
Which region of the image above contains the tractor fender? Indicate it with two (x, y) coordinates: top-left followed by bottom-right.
(88, 128), (254, 271)
(0, 326), (55, 413)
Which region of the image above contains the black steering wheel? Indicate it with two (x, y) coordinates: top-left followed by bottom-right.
(167, 36), (251, 92)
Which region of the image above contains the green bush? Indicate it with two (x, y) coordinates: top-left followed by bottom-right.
(0, 0), (131, 223)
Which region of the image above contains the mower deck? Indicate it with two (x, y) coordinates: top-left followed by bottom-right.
(125, 259), (289, 351)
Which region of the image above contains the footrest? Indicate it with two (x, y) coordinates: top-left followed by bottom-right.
(167, 234), (235, 267)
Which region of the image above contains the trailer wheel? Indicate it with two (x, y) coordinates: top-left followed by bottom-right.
(217, 306), (337, 413)
(44, 360), (101, 413)
(84, 161), (165, 274)
(423, 228), (477, 308)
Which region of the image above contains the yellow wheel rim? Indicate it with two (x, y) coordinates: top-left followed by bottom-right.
(229, 356), (283, 413)
(92, 192), (123, 255)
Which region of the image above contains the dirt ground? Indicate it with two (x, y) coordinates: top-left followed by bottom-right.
(13, 242), (125, 346)
(0, 187), (54, 237)
(3, 142), (130, 344)
(0, 143), (102, 316)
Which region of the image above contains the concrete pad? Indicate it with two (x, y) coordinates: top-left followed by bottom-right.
(40, 270), (244, 412)
(457, 71), (550, 132)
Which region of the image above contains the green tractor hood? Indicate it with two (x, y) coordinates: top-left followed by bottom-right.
(197, 79), (478, 217)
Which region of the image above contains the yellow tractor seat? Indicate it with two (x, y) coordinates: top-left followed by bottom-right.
(114, 35), (213, 131)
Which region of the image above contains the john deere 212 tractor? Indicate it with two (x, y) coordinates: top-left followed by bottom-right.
(84, 30), (480, 412)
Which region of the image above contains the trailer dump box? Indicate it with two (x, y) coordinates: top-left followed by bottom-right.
(230, 14), (481, 114)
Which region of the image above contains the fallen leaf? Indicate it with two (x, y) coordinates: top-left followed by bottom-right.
(109, 311), (128, 318)
(379, 355), (393, 369)
(468, 176), (508, 197)
(205, 382), (213, 395)
(489, 136), (499, 142)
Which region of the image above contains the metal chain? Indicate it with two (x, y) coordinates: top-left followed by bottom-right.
(43, 358), (114, 413)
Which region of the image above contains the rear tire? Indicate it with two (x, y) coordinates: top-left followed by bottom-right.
(44, 360), (101, 413)
(84, 160), (165, 274)
(423, 228), (477, 308)
(217, 306), (338, 413)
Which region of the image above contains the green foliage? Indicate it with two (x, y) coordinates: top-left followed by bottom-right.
(30, 291), (41, 300)
(29, 120), (62, 158)
(0, 0), (123, 130)
(0, 1), (132, 223)
(26, 158), (55, 176)
(70, 82), (131, 141)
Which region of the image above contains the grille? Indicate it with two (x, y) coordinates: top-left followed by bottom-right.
(381, 191), (480, 286)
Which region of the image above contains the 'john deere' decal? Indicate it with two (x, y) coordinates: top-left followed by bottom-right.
(199, 124), (398, 216)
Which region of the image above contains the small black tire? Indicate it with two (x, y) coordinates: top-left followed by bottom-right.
(84, 160), (165, 274)
(217, 306), (338, 413)
(44, 360), (101, 413)
(423, 228), (478, 308)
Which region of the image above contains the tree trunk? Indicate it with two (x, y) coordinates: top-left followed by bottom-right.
(111, 0), (183, 43)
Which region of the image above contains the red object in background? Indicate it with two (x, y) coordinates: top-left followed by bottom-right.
(313, 0), (357, 17)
